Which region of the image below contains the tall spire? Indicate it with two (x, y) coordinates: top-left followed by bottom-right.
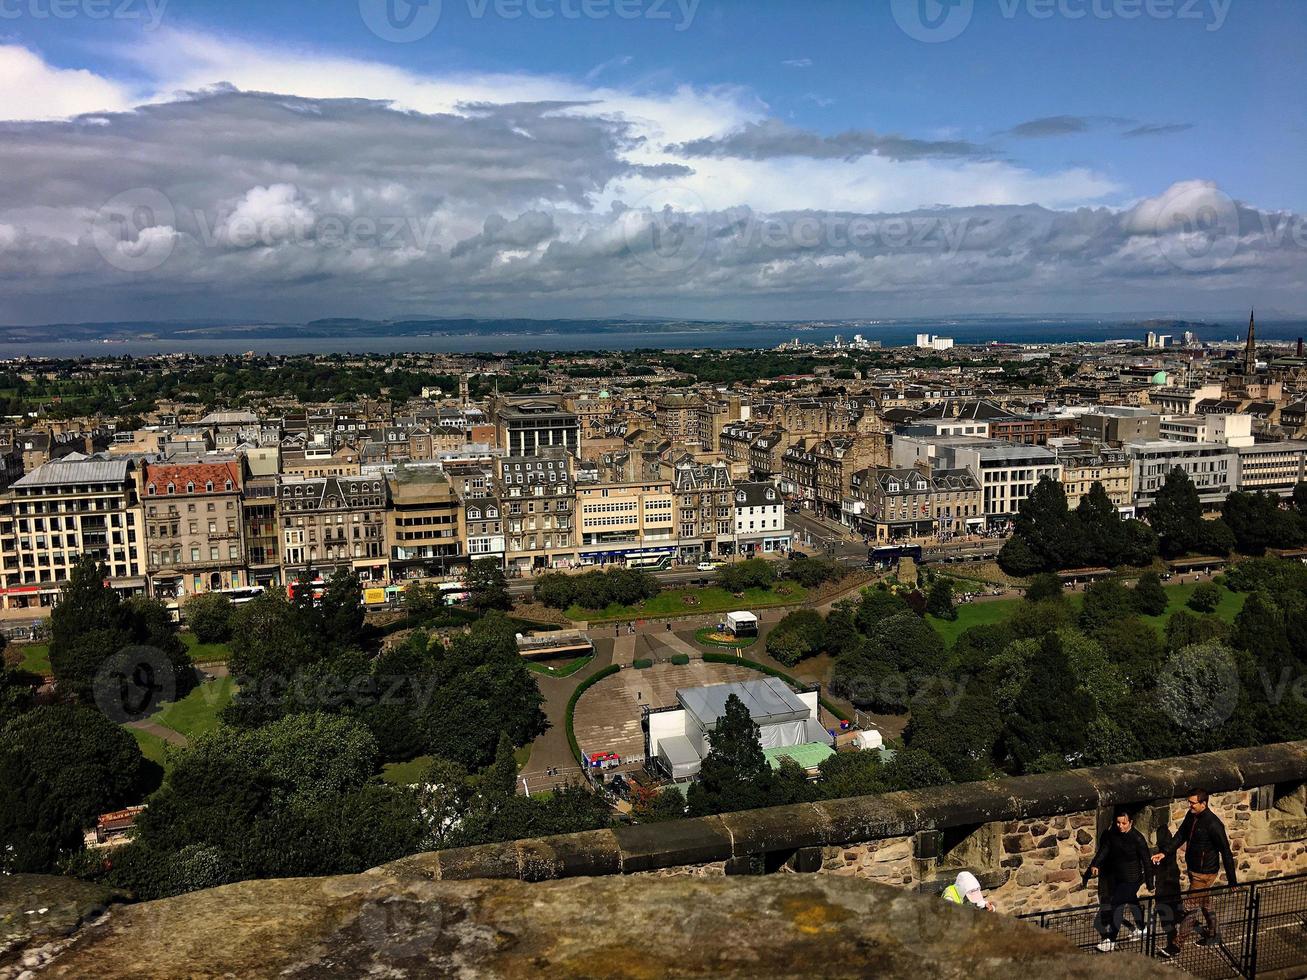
(1243, 309), (1257, 376)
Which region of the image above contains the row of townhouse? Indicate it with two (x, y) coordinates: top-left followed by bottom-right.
(0, 445), (789, 613)
(854, 433), (1307, 540)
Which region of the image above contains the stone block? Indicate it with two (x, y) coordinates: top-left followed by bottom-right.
(516, 829), (623, 882)
(430, 842), (520, 881)
(615, 817), (734, 873)
(718, 802), (831, 855)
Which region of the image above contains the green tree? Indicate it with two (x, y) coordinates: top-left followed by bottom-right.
(1078, 579), (1136, 633)
(1132, 571), (1169, 617)
(184, 592), (234, 643)
(998, 531), (1046, 577)
(1000, 633), (1095, 774)
(0, 704), (146, 872)
(468, 558), (512, 611)
(1025, 573), (1064, 603)
(926, 578), (956, 620)
(904, 681), (1001, 783)
(766, 609), (825, 666)
(1222, 491), (1299, 556)
(854, 587), (910, 633)
(49, 556), (192, 706)
(1187, 582), (1222, 613)
(1002, 476), (1079, 573)
(1148, 469), (1207, 558)
(717, 558), (777, 593)
(1074, 481), (1129, 567)
(686, 694), (780, 817)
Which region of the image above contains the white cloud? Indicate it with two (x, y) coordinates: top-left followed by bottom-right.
(0, 45), (133, 121)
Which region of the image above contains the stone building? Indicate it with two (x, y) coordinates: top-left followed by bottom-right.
(278, 474), (389, 583)
(497, 448), (575, 572)
(141, 460), (246, 599)
(0, 456), (146, 610)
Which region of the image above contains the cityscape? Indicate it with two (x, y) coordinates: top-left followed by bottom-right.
(3, 1), (1307, 978)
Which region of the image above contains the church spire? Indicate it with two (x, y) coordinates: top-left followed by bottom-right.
(1243, 309), (1257, 376)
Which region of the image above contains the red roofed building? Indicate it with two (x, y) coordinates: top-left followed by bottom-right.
(141, 459), (247, 600)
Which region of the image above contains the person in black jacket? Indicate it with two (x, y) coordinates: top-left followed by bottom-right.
(1083, 810), (1155, 951)
(1152, 824), (1185, 959)
(1152, 789), (1238, 949)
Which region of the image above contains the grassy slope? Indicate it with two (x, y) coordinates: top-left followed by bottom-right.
(181, 632), (233, 663)
(149, 676), (237, 740)
(927, 581), (1247, 646)
(566, 583), (808, 623)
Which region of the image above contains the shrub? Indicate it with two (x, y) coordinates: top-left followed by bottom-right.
(766, 609), (825, 667)
(1187, 581), (1221, 613)
(633, 658), (653, 669)
(669, 653), (690, 666)
(784, 557), (841, 588)
(533, 568), (659, 611)
(1025, 573), (1064, 603)
(1132, 571), (1169, 617)
(717, 558), (777, 593)
(184, 592), (235, 644)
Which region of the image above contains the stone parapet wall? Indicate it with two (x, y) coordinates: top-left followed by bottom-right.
(387, 741), (1307, 915)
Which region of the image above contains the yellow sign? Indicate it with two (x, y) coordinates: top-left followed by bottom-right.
(363, 587), (387, 605)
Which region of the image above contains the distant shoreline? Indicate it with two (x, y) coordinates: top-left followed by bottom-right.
(0, 316), (1302, 358)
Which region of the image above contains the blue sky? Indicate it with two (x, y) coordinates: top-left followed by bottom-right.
(1, 0), (1304, 322)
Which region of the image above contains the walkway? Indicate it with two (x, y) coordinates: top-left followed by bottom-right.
(125, 719), (188, 747)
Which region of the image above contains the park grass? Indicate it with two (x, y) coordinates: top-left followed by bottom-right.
(565, 583), (808, 623)
(14, 643), (51, 676)
(927, 581), (1247, 646)
(381, 754), (434, 785)
(181, 632), (232, 663)
(129, 727), (170, 768)
(525, 653), (594, 677)
(150, 676), (236, 740)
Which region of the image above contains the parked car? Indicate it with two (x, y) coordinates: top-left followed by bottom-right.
(696, 560), (716, 571)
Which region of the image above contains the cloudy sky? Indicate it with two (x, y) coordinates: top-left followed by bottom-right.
(1, 0), (1305, 325)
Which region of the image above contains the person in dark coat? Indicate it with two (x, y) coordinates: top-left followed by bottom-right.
(1153, 789), (1238, 949)
(1083, 809), (1155, 951)
(1152, 824), (1185, 959)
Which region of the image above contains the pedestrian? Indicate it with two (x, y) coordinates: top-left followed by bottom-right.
(1152, 824), (1185, 959)
(1082, 810), (1154, 952)
(941, 871), (994, 911)
(1152, 789), (1238, 950)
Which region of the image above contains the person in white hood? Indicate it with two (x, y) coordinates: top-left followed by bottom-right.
(942, 871), (995, 911)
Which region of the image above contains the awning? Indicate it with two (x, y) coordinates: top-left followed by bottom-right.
(763, 742), (835, 772)
(657, 735), (702, 780)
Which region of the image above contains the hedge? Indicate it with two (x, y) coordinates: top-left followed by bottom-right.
(565, 663), (621, 766)
(633, 658), (654, 669)
(669, 653), (690, 666)
(701, 652), (852, 723)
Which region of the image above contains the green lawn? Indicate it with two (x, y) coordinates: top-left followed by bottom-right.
(381, 754), (434, 785)
(14, 643), (51, 676)
(181, 632), (232, 663)
(525, 653), (594, 677)
(381, 746), (531, 786)
(566, 583), (808, 623)
(129, 727), (170, 768)
(927, 581), (1248, 646)
(149, 676), (236, 740)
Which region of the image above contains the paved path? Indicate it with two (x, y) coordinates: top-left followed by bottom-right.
(125, 719), (188, 747)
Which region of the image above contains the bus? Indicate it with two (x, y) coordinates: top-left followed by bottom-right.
(867, 544), (923, 568)
(624, 549), (674, 571)
(439, 581), (471, 605)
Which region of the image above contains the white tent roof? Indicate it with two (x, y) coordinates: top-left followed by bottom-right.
(678, 677), (809, 732)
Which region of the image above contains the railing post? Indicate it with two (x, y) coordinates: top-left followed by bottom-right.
(1243, 887), (1260, 979)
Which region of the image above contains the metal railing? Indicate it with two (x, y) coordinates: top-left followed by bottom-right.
(1020, 872), (1307, 978)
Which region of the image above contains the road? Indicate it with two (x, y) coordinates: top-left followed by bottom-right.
(787, 508), (867, 561)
